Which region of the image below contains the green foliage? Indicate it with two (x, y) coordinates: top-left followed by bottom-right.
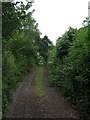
(48, 24), (90, 119)
(35, 35), (53, 64)
(2, 50), (18, 109)
(56, 27), (77, 60)
(2, 1), (53, 114)
(3, 2), (90, 119)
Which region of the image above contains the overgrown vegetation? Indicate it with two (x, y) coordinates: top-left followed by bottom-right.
(48, 22), (90, 119)
(2, 2), (52, 114)
(2, 1), (90, 119)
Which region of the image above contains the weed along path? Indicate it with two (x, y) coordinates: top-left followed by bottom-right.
(5, 67), (80, 118)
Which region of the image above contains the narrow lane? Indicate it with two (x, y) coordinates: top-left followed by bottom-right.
(4, 67), (79, 118)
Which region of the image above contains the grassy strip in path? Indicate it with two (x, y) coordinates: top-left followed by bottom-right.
(33, 66), (45, 97)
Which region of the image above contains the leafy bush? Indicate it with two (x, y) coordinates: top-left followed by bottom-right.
(48, 25), (90, 119)
(2, 2), (39, 113)
(2, 2), (53, 114)
(2, 50), (18, 111)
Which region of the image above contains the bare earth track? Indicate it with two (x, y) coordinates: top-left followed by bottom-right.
(5, 67), (80, 118)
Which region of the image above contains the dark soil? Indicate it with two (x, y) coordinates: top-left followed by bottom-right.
(4, 67), (80, 118)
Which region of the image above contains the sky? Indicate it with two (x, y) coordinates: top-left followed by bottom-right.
(31, 0), (89, 45)
(14, 0), (89, 44)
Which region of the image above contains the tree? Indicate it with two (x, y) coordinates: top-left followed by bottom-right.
(2, 2), (42, 113)
(56, 27), (77, 60)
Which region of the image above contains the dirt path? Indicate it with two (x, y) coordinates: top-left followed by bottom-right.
(4, 67), (80, 118)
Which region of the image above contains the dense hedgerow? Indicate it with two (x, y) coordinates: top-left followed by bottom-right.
(48, 25), (90, 119)
(2, 2), (52, 114)
(2, 2), (37, 113)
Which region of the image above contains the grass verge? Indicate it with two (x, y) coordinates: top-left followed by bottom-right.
(33, 66), (45, 97)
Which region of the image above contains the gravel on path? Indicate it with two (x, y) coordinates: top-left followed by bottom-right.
(4, 67), (80, 118)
